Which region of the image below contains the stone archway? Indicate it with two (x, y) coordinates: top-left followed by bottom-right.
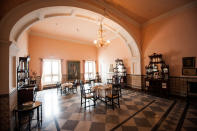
(0, 1), (142, 90)
(0, 1), (141, 130)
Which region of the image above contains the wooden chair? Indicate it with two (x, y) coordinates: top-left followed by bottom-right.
(72, 79), (78, 93)
(56, 82), (62, 95)
(80, 83), (96, 109)
(105, 84), (121, 110)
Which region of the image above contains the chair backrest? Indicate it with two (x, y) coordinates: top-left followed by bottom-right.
(112, 76), (120, 84)
(112, 84), (121, 96)
(56, 82), (61, 88)
(80, 82), (86, 96)
(73, 79), (78, 86)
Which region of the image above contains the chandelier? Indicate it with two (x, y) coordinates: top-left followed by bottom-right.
(93, 19), (110, 47)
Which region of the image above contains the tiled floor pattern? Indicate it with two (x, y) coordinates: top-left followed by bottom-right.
(157, 101), (186, 131)
(116, 98), (174, 131)
(182, 103), (197, 131)
(24, 88), (197, 131)
(36, 89), (159, 131)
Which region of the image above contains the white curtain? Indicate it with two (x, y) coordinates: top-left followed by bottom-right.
(41, 59), (62, 86)
(84, 61), (96, 80)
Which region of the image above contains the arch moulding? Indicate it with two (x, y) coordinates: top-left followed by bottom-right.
(0, 0), (141, 74)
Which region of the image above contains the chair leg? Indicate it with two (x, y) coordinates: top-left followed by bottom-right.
(118, 97), (120, 108)
(81, 97), (82, 106)
(94, 98), (96, 107)
(85, 98), (86, 109)
(105, 97), (107, 109)
(112, 98), (114, 110)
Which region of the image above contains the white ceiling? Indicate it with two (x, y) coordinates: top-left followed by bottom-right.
(30, 16), (115, 44)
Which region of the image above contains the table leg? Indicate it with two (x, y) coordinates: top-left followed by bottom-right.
(41, 105), (42, 125)
(61, 86), (62, 95)
(37, 107), (39, 126)
(19, 113), (21, 131)
(29, 113), (31, 131)
(14, 111), (17, 130)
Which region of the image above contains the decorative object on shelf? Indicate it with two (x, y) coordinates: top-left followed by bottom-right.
(145, 53), (169, 80)
(145, 53), (169, 97)
(67, 61), (80, 80)
(17, 56), (30, 88)
(113, 59), (127, 85)
(93, 9), (110, 48)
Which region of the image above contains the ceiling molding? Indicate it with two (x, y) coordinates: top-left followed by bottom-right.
(29, 30), (96, 46)
(143, 0), (197, 27)
(104, 23), (117, 32)
(45, 13), (72, 18)
(91, 0), (140, 28)
(75, 14), (97, 21)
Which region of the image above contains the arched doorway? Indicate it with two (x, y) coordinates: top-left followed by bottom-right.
(0, 1), (141, 130)
(0, 2), (141, 91)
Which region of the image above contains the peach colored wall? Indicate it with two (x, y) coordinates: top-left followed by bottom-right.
(98, 38), (132, 75)
(28, 34), (97, 76)
(142, 5), (197, 76)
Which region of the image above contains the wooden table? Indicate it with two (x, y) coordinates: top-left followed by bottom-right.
(92, 84), (112, 100)
(61, 82), (73, 94)
(14, 101), (42, 131)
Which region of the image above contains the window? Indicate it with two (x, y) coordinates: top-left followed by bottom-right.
(85, 61), (96, 80)
(42, 59), (61, 85)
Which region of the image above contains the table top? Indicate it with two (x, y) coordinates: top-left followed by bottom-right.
(14, 101), (42, 112)
(62, 82), (73, 86)
(92, 84), (112, 90)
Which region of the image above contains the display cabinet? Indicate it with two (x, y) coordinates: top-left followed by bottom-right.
(17, 56), (37, 105)
(145, 53), (169, 96)
(17, 56), (30, 89)
(113, 59), (127, 85)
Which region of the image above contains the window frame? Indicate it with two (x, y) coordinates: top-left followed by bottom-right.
(42, 59), (61, 85)
(84, 61), (96, 80)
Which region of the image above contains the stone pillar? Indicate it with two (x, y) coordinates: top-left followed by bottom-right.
(0, 40), (11, 131)
(0, 41), (18, 131)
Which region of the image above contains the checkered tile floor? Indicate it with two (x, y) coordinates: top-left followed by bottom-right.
(24, 87), (197, 131)
(158, 101), (186, 131)
(182, 103), (197, 131)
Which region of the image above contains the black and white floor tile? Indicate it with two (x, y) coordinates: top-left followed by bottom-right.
(21, 87), (197, 131)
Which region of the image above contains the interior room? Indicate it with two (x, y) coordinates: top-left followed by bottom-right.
(0, 0), (197, 131)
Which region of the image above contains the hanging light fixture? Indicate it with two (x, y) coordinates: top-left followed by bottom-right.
(93, 11), (110, 47)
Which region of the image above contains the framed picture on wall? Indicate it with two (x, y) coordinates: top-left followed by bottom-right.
(182, 68), (197, 76)
(182, 57), (196, 68)
(67, 61), (80, 80)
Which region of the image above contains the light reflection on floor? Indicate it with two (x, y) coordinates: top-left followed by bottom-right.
(36, 89), (61, 120)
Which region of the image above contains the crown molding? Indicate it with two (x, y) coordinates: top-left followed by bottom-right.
(29, 31), (96, 46)
(92, 0), (140, 28)
(143, 0), (197, 27)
